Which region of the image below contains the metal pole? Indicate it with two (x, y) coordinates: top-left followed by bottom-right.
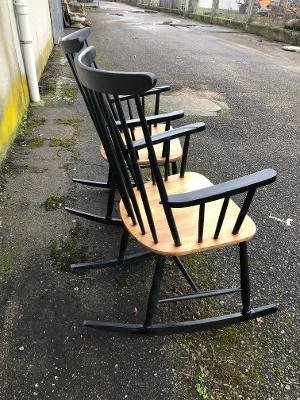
(14, 0), (41, 102)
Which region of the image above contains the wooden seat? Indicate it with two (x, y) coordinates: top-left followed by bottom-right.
(100, 124), (182, 166)
(120, 172), (256, 256)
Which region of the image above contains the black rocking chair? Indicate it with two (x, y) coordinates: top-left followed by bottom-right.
(72, 45), (278, 334)
(61, 28), (183, 227)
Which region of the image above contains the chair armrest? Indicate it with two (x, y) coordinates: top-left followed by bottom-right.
(116, 86), (171, 102)
(116, 110), (184, 129)
(131, 123), (206, 150)
(143, 85), (170, 96)
(167, 169), (277, 208)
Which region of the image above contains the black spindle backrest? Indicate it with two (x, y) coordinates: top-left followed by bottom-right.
(75, 46), (183, 245)
(61, 28), (118, 118)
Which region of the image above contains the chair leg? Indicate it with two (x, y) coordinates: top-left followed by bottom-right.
(143, 256), (165, 328)
(105, 186), (116, 218)
(173, 256), (199, 292)
(171, 162), (178, 175)
(118, 229), (129, 260)
(239, 242), (251, 315)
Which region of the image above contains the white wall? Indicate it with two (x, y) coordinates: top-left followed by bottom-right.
(28, 0), (54, 75)
(0, 0), (26, 100)
(198, 0), (239, 10)
(0, 0), (54, 161)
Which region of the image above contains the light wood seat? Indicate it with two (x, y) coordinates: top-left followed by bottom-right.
(99, 124), (183, 166)
(120, 172), (256, 256)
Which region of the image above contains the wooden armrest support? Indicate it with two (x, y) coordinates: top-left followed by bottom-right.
(167, 169), (277, 208)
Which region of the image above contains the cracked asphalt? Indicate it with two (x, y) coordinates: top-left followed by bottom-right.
(0, 1), (299, 399)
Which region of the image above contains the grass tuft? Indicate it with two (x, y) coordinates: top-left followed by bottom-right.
(42, 194), (67, 211)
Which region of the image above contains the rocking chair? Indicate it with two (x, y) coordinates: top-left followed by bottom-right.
(72, 45), (278, 334)
(61, 28), (183, 226)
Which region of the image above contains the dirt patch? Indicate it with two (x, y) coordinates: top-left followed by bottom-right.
(160, 88), (229, 117)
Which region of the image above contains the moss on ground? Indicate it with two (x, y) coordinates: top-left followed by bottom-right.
(0, 113), (46, 174)
(14, 114), (46, 147)
(48, 135), (78, 160)
(157, 251), (269, 398)
(211, 323), (265, 389)
(45, 77), (58, 95)
(59, 83), (78, 104)
(49, 137), (75, 150)
(50, 238), (88, 273)
(56, 118), (82, 126)
(42, 194), (67, 211)
(0, 249), (14, 281)
(24, 136), (45, 148)
(0, 146), (16, 175)
(43, 77), (78, 104)
(39, 46), (78, 105)
(171, 320), (267, 399)
(8, 112), (47, 149)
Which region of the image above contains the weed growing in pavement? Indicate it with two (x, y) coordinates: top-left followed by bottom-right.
(195, 367), (209, 399)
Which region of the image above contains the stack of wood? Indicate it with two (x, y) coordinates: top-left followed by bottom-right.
(61, 0), (91, 28)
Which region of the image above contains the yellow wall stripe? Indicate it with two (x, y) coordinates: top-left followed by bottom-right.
(0, 75), (29, 161)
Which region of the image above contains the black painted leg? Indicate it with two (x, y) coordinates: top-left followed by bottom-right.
(144, 256), (165, 328)
(173, 256), (199, 292)
(239, 242), (250, 315)
(106, 187), (116, 218)
(171, 162), (178, 175)
(150, 167), (156, 185)
(118, 229), (129, 260)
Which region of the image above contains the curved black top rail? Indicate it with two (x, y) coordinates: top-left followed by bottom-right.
(75, 46), (157, 95)
(60, 27), (91, 54)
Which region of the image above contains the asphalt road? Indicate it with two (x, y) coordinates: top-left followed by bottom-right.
(0, 2), (299, 400)
(89, 2), (300, 397)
